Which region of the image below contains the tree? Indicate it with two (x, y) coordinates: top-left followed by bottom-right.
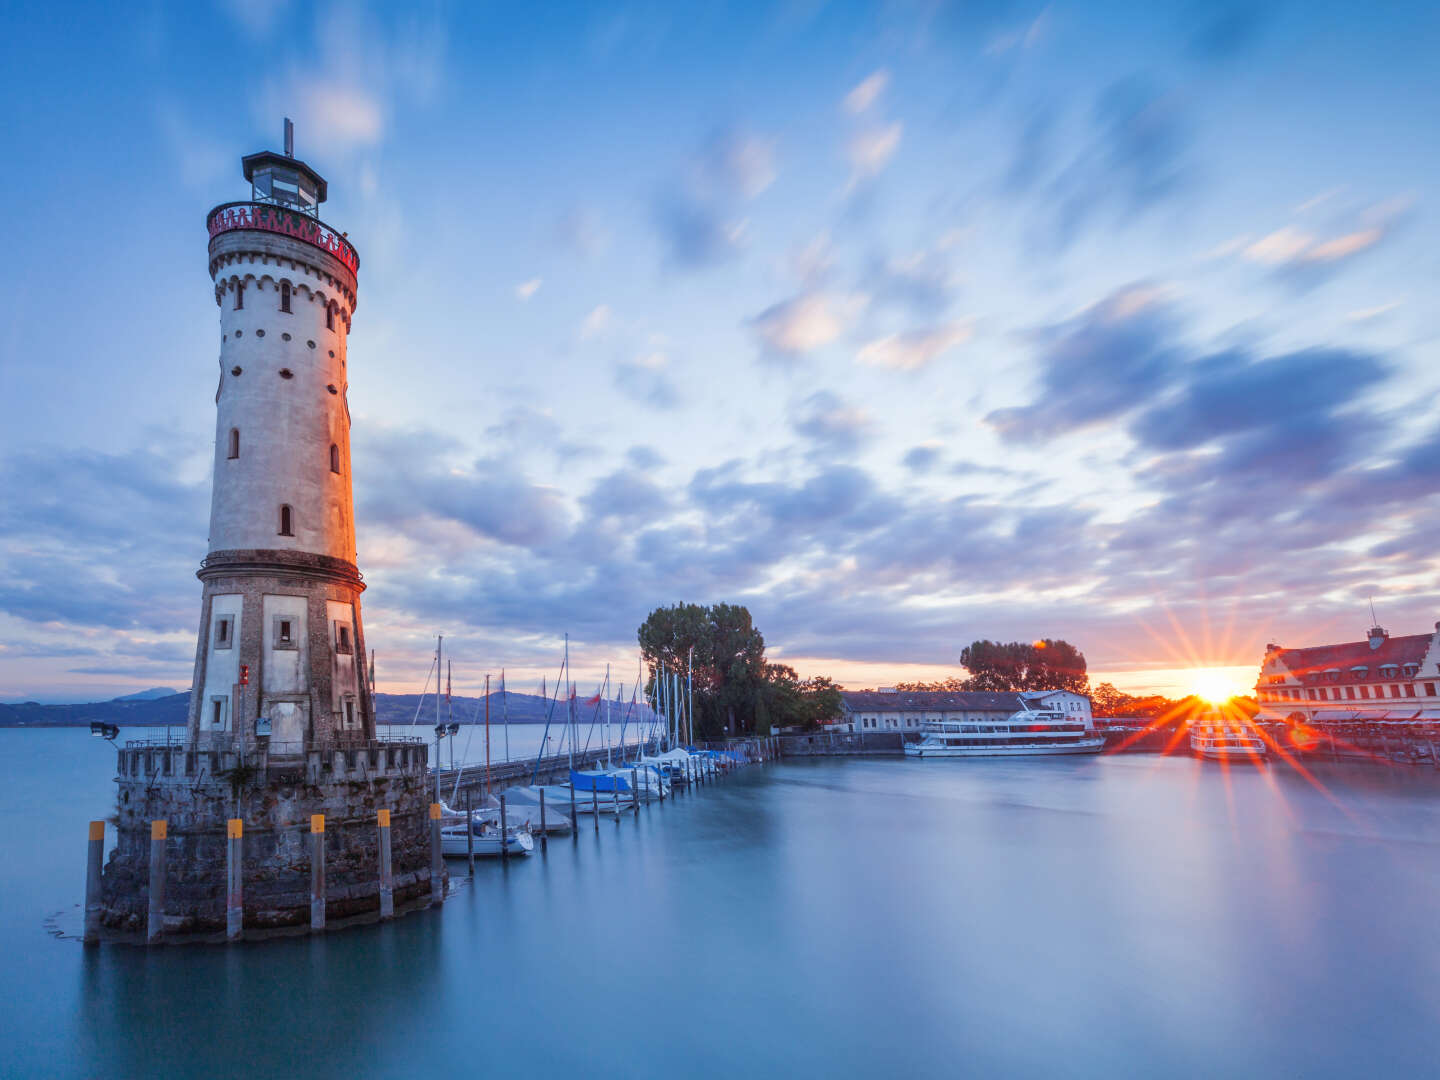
(638, 602), (766, 738)
(959, 639), (1089, 692)
(637, 604), (842, 736)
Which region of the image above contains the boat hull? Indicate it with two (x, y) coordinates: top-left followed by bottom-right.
(905, 738), (1105, 759)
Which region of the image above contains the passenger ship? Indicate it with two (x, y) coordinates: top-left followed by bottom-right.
(904, 706), (1105, 758)
(1189, 721), (1267, 762)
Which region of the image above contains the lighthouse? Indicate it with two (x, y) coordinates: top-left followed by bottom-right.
(97, 124), (438, 938)
(191, 120), (371, 750)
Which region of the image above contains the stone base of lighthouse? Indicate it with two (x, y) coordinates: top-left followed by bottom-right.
(99, 742), (439, 934)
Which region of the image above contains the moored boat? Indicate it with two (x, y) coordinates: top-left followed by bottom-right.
(1190, 722), (1267, 762)
(904, 706), (1104, 758)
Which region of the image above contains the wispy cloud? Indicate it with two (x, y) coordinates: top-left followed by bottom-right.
(856, 321), (973, 371)
(748, 292), (867, 359)
(515, 278), (542, 301)
(843, 69), (890, 115)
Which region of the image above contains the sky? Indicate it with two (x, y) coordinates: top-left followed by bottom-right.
(0, 1), (1437, 703)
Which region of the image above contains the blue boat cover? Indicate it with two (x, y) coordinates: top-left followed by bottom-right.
(570, 769), (632, 793)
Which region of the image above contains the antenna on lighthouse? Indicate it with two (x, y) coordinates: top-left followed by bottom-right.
(284, 117), (294, 157)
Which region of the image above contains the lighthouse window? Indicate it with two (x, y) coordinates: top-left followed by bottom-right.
(329, 444), (340, 473)
(280, 282), (292, 313)
(234, 283), (244, 310)
(211, 698), (225, 729)
(273, 616), (297, 650)
(227, 428), (240, 459)
(335, 623), (352, 654)
(213, 616), (233, 650)
(326, 305), (335, 331)
(344, 699), (355, 726)
(279, 504), (294, 536)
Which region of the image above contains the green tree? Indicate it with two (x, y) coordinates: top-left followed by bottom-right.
(638, 602), (766, 737)
(958, 639), (1089, 692)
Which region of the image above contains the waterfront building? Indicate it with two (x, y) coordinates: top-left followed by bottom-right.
(99, 125), (437, 937)
(1254, 622), (1440, 724)
(838, 689), (1094, 734)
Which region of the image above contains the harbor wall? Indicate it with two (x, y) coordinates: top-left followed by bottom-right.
(101, 740), (438, 935)
(777, 732), (905, 756)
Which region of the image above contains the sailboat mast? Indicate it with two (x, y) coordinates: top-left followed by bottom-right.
(484, 671), (491, 797)
(565, 634), (574, 769)
(502, 669), (509, 765)
(687, 647), (694, 747)
(605, 663), (612, 767)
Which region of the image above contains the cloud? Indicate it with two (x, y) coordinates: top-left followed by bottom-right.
(985, 8), (1051, 55)
(1346, 299), (1404, 322)
(1236, 198), (1411, 286)
(843, 69), (890, 115)
(792, 391), (874, 453)
(863, 249), (960, 315)
(555, 208), (612, 258)
(846, 123), (903, 184)
(614, 359), (681, 409)
(987, 283), (1179, 442)
(652, 128), (776, 269)
(515, 278), (542, 301)
(748, 292), (866, 359)
(857, 322), (973, 371)
(903, 445), (943, 473)
(1045, 77), (1191, 248)
(579, 304), (614, 339)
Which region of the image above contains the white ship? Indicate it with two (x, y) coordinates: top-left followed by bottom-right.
(904, 705), (1105, 758)
(1189, 721), (1267, 762)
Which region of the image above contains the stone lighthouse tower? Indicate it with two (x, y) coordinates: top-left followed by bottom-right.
(191, 121), (370, 751)
(99, 125), (437, 938)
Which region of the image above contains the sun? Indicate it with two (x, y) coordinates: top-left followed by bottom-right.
(1188, 668), (1246, 705)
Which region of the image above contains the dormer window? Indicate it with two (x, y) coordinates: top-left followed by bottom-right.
(1325, 668), (1340, 682)
(1402, 663), (1419, 677)
(1350, 665), (1368, 679)
(1379, 664), (1399, 677)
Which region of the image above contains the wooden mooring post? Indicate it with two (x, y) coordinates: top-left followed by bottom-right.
(539, 788), (548, 851)
(592, 787), (599, 831)
(500, 795), (509, 862)
(226, 818), (243, 942)
(429, 803), (444, 905)
(83, 820), (104, 947)
(378, 809), (395, 920)
(570, 785), (578, 841)
(310, 814), (326, 931)
(632, 769), (640, 824)
(146, 819), (166, 946)
(465, 788), (475, 874)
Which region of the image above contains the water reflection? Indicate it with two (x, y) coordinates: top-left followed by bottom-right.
(5, 730), (1440, 1077)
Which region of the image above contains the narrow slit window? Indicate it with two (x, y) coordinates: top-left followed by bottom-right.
(344, 699), (355, 726)
(234, 282), (244, 310)
(279, 504), (294, 536)
(280, 281), (292, 313)
(329, 443), (340, 473)
(212, 699), (224, 728)
(213, 616), (233, 649)
(336, 624), (352, 654)
(326, 304), (335, 331)
(227, 428), (240, 459)
(278, 620), (292, 645)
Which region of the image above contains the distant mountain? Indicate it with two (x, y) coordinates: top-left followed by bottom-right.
(0, 689), (659, 729)
(0, 693), (191, 728)
(112, 687), (180, 702)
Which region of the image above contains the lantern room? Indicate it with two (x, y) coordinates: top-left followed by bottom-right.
(241, 120), (327, 215)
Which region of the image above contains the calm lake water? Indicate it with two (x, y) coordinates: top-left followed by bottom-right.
(5, 728), (1440, 1078)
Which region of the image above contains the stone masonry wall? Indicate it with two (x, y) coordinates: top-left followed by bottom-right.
(101, 769), (438, 934)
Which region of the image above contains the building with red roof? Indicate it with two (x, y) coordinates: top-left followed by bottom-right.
(1255, 622), (1440, 724)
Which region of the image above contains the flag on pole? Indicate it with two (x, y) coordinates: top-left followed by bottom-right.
(585, 692), (602, 706)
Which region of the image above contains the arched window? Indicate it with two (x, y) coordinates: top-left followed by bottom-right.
(326, 304), (335, 331)
(227, 428), (240, 459)
(234, 282), (244, 310)
(280, 281), (292, 313)
(329, 443), (340, 474)
(279, 504), (294, 536)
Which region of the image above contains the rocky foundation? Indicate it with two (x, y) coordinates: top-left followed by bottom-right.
(101, 740), (440, 935)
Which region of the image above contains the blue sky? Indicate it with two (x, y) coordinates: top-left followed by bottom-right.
(1, 0), (1437, 702)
